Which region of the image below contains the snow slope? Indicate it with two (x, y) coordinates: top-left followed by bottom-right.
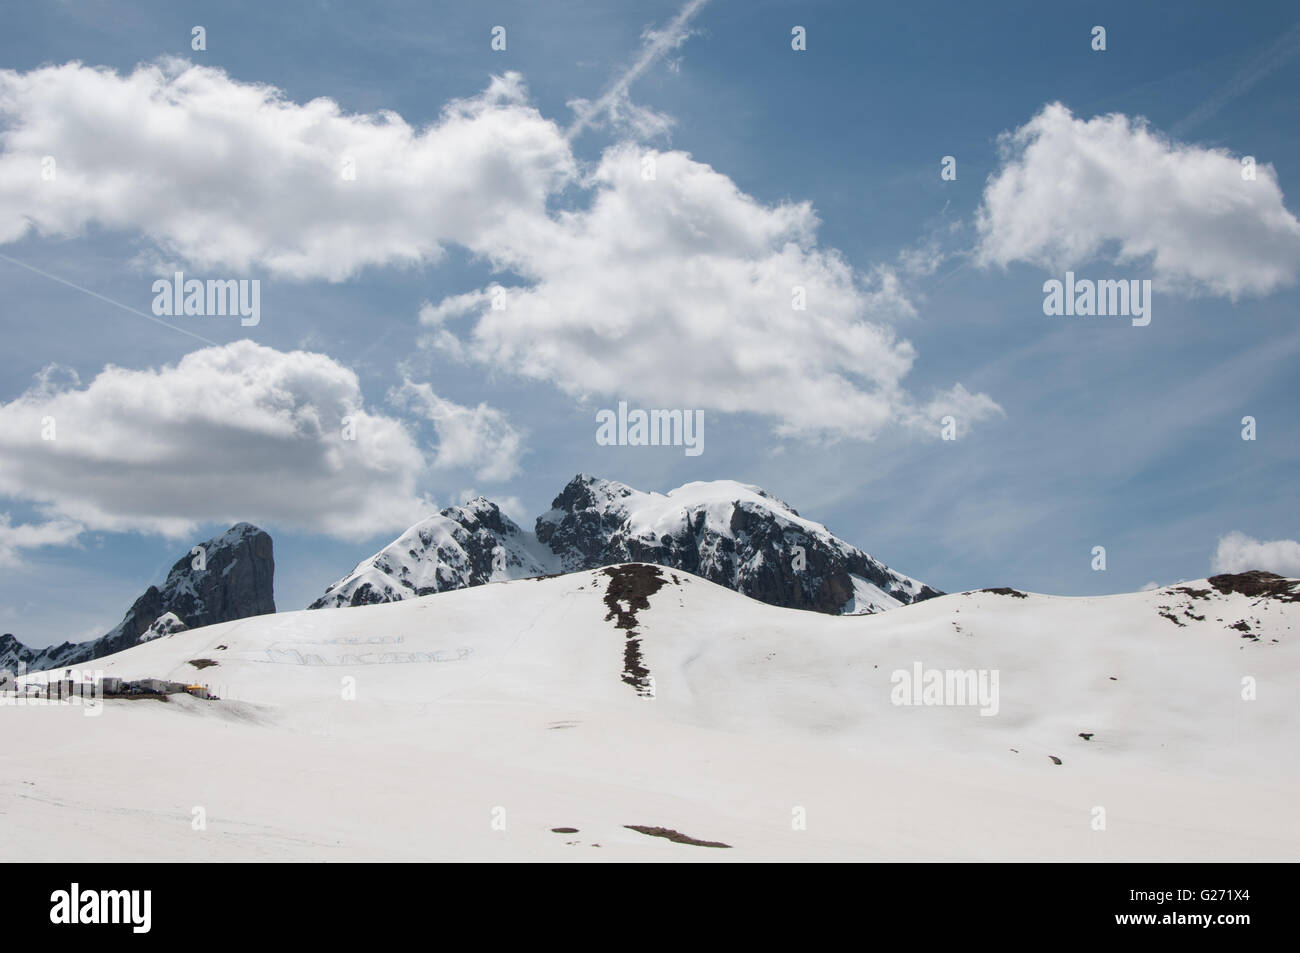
(4, 568), (1297, 861)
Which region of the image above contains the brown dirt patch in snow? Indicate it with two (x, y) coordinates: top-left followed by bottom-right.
(601, 564), (668, 629)
(1208, 571), (1300, 602)
(601, 565), (666, 697)
(188, 659), (219, 669)
(621, 637), (652, 696)
(979, 587), (1028, 599)
(625, 825), (731, 848)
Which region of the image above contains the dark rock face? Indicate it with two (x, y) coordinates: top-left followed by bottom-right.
(538, 475), (942, 615)
(536, 477), (638, 559)
(0, 523), (275, 674)
(154, 522), (276, 630)
(1207, 571), (1300, 602)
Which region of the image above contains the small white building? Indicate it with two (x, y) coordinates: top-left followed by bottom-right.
(99, 676), (124, 695)
(136, 678), (187, 695)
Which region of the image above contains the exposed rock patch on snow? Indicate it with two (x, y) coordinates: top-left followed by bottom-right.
(600, 564), (669, 697)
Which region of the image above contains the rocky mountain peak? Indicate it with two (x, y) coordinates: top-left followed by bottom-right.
(308, 500), (548, 609)
(0, 523), (275, 674)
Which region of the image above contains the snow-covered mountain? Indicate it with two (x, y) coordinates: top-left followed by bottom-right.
(0, 522), (274, 673)
(537, 474), (940, 613)
(7, 567), (1297, 861)
(308, 498), (556, 608)
(310, 474), (940, 614)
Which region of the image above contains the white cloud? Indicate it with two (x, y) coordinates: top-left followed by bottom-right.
(975, 103), (1300, 298)
(390, 380), (525, 482)
(1212, 531), (1300, 577)
(0, 514), (82, 567)
(0, 61), (575, 281)
(429, 144), (1000, 441)
(897, 240), (946, 278)
(419, 290), (493, 327)
(1, 58), (994, 444)
(0, 341), (437, 539)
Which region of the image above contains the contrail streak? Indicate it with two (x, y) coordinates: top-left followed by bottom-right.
(565, 0), (710, 141)
(0, 252), (219, 347)
(1173, 22), (1300, 136)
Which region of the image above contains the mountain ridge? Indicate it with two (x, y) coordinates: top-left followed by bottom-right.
(309, 473), (941, 614)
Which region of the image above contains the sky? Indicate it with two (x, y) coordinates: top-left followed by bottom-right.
(1, 0), (1298, 648)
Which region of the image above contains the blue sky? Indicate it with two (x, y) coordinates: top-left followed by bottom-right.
(2, 0), (1298, 648)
